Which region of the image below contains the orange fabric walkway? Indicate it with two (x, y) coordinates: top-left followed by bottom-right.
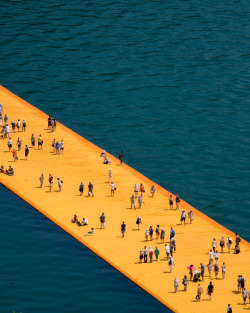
(0, 86), (249, 313)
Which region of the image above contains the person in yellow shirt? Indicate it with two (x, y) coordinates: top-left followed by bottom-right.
(37, 134), (43, 150)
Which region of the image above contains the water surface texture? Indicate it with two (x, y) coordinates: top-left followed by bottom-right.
(0, 1), (249, 312)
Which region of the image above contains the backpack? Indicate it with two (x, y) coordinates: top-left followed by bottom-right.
(228, 308), (232, 313)
(229, 239), (232, 244)
(169, 259), (173, 265)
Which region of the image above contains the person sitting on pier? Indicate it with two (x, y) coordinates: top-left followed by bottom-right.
(0, 165), (5, 173)
(84, 228), (95, 236)
(80, 218), (88, 226)
(71, 215), (79, 223)
(103, 156), (111, 164)
(234, 245), (240, 254)
(100, 150), (106, 157)
(5, 166), (14, 176)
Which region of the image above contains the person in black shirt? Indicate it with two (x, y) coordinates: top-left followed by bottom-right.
(48, 116), (52, 129)
(207, 282), (214, 300)
(88, 182), (94, 197)
(121, 221), (126, 237)
(119, 151), (123, 166)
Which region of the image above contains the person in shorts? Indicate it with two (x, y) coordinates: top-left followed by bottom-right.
(79, 182), (84, 195)
(37, 134), (43, 150)
(60, 140), (64, 154)
(169, 195), (173, 209)
(196, 284), (203, 301)
(121, 221), (126, 237)
(100, 213), (106, 229)
(180, 210), (186, 225)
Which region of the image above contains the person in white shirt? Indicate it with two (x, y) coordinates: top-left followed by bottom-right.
(57, 178), (63, 192)
(212, 238), (217, 252)
(108, 168), (112, 183)
(60, 140), (64, 154)
(5, 124), (10, 138)
(221, 262), (226, 280)
(208, 249), (214, 263)
(226, 236), (233, 254)
(214, 250), (220, 264)
(165, 244), (170, 259)
(110, 181), (115, 197)
(134, 184), (139, 198)
(174, 277), (179, 293)
(243, 288), (248, 305)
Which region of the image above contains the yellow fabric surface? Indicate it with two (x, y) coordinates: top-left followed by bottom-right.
(0, 86), (249, 313)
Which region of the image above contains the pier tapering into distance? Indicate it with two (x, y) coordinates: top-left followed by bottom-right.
(0, 86), (249, 313)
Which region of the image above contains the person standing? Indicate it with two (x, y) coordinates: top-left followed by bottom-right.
(165, 244), (170, 260)
(119, 151), (123, 166)
(170, 227), (175, 240)
(175, 193), (180, 210)
(140, 183), (145, 198)
(212, 238), (217, 253)
(39, 174), (44, 188)
(138, 195), (143, 209)
(134, 184), (139, 198)
(11, 120), (15, 133)
(227, 304), (232, 313)
(110, 181), (115, 197)
(139, 249), (143, 263)
(136, 215), (142, 230)
(145, 228), (149, 241)
(160, 228), (165, 243)
(169, 195), (174, 209)
(60, 140), (64, 154)
(22, 119), (26, 132)
(88, 182), (94, 197)
(174, 277), (179, 293)
(188, 209), (194, 224)
(16, 119), (21, 132)
(131, 194), (136, 209)
(108, 168), (113, 183)
(57, 178), (63, 191)
(154, 247), (160, 261)
(209, 249), (214, 263)
(121, 221), (126, 237)
(214, 250), (220, 264)
(79, 182), (84, 195)
(155, 225), (160, 239)
(24, 145), (29, 160)
(49, 174), (53, 192)
(48, 116), (52, 129)
(241, 276), (246, 292)
(5, 124), (10, 138)
(56, 141), (60, 155)
(182, 275), (188, 291)
(100, 213), (106, 229)
(31, 134), (35, 147)
(149, 226), (154, 241)
(207, 282), (214, 300)
(200, 263), (205, 281)
(214, 263), (219, 279)
(226, 236), (233, 254)
(37, 134), (43, 150)
(207, 263), (213, 278)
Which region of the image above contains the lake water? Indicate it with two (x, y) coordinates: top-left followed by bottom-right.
(0, 1), (249, 312)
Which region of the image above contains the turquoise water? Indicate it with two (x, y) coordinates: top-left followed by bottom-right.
(0, 0), (249, 312)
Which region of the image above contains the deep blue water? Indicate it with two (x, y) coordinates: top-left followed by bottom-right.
(0, 0), (249, 312)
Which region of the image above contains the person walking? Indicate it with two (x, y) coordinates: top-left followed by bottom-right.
(149, 246), (153, 263)
(55, 141), (60, 155)
(17, 138), (22, 151)
(154, 247), (160, 261)
(131, 194), (136, 209)
(134, 184), (139, 198)
(121, 221), (126, 237)
(180, 210), (186, 225)
(24, 145), (29, 160)
(168, 256), (174, 273)
(196, 284), (204, 301)
(212, 238), (217, 253)
(207, 263), (213, 278)
(174, 277), (179, 293)
(188, 209), (194, 224)
(16, 119), (21, 132)
(12, 148), (18, 161)
(79, 182), (84, 195)
(165, 244), (170, 260)
(7, 137), (12, 151)
(140, 183), (145, 198)
(182, 275), (188, 291)
(155, 225), (160, 239)
(5, 124), (10, 138)
(160, 228), (165, 243)
(11, 120), (15, 133)
(175, 193), (180, 210)
(227, 304), (232, 313)
(220, 236), (225, 253)
(136, 215), (142, 230)
(207, 282), (214, 300)
(214, 250), (220, 263)
(214, 263), (219, 279)
(243, 288), (248, 305)
(100, 213), (106, 229)
(145, 228), (149, 241)
(143, 246), (148, 263)
(138, 195), (143, 209)
(170, 227), (175, 239)
(88, 182), (94, 197)
(49, 175), (53, 192)
(150, 185), (156, 197)
(149, 226), (154, 241)
(37, 134), (43, 150)
(110, 181), (115, 197)
(39, 174), (44, 188)
(139, 249), (143, 264)
(221, 262), (226, 280)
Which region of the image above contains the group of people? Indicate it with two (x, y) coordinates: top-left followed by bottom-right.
(71, 215), (88, 226)
(52, 139), (64, 155)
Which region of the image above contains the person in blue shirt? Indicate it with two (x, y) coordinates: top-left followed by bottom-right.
(227, 304), (232, 312)
(170, 227), (175, 239)
(56, 141), (60, 155)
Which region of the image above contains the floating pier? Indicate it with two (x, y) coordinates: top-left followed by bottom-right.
(0, 86), (249, 313)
